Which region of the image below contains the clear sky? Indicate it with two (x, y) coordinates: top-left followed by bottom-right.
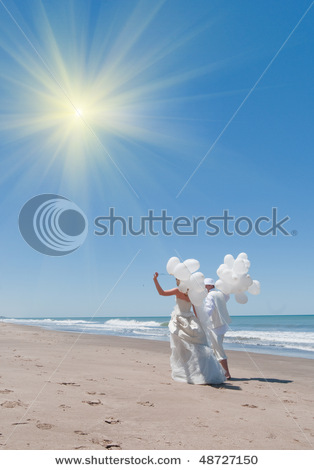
(0, 0), (313, 317)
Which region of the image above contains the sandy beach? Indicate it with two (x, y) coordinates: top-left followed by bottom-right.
(0, 322), (313, 450)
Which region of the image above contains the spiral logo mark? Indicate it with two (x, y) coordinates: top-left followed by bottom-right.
(19, 194), (88, 256)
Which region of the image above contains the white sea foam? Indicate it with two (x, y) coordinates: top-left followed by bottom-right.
(104, 319), (161, 328)
(3, 318), (168, 338)
(6, 318), (88, 325)
(226, 329), (314, 351)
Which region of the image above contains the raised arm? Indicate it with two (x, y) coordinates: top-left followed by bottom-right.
(153, 272), (189, 301)
(153, 272), (178, 296)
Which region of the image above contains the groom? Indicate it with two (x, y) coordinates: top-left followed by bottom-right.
(203, 278), (232, 379)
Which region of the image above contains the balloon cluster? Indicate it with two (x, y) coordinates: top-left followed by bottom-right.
(166, 257), (208, 306)
(215, 253), (260, 304)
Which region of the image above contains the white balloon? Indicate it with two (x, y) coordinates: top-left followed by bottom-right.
(177, 279), (190, 293)
(224, 254), (235, 268)
(243, 259), (251, 270)
(228, 284), (238, 294)
(188, 289), (207, 306)
(217, 263), (228, 277)
(220, 269), (233, 284)
(238, 274), (253, 290)
(235, 292), (248, 304)
(237, 252), (248, 260)
(235, 285), (246, 294)
(189, 272), (205, 292)
(173, 262), (191, 281)
(183, 258), (200, 274)
(166, 257), (180, 275)
(248, 280), (261, 295)
(233, 258), (249, 275)
(215, 279), (224, 290)
(215, 279), (233, 295)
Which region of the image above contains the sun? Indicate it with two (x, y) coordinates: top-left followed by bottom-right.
(75, 108), (83, 118)
(0, 0), (217, 196)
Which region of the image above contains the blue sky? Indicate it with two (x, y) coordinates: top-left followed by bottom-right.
(0, 0), (313, 317)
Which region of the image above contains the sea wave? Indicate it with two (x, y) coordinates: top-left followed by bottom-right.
(5, 318), (89, 326)
(104, 319), (162, 329)
(3, 317), (169, 339)
(226, 329), (314, 351)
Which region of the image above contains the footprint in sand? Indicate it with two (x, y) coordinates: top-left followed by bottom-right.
(0, 389), (14, 394)
(92, 437), (112, 446)
(137, 401), (154, 407)
(36, 423), (54, 430)
(86, 392), (97, 395)
(104, 417), (120, 425)
(74, 430), (88, 435)
(57, 382), (80, 387)
(1, 400), (27, 409)
(92, 438), (121, 450)
(59, 404), (71, 410)
(195, 422), (209, 428)
(241, 404), (258, 409)
(106, 444), (122, 450)
(82, 399), (102, 406)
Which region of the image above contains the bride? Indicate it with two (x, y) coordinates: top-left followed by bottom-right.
(153, 272), (225, 385)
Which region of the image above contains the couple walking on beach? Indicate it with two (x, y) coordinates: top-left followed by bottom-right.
(153, 272), (231, 385)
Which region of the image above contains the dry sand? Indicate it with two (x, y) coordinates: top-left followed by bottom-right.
(0, 322), (313, 450)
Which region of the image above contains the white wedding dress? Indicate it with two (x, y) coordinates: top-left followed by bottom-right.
(168, 298), (226, 384)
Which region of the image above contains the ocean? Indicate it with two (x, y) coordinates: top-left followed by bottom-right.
(3, 315), (314, 360)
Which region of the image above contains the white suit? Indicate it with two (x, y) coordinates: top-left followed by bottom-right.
(203, 290), (231, 361)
